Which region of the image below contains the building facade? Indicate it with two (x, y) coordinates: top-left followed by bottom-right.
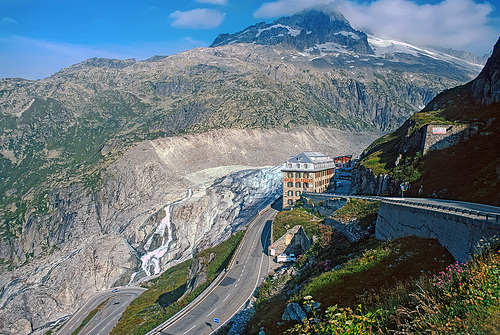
(333, 155), (353, 168)
(282, 152), (336, 208)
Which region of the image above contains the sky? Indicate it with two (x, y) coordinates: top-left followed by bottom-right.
(0, 0), (499, 80)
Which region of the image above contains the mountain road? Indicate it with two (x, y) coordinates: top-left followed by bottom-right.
(56, 287), (146, 335)
(147, 206), (277, 335)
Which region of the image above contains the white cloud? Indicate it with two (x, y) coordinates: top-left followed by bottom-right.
(196, 0), (228, 4)
(253, 0), (499, 55)
(169, 8), (226, 29)
(254, 0), (337, 18)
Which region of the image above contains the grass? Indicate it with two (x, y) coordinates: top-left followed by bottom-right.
(70, 298), (110, 335)
(331, 199), (380, 230)
(250, 229), (455, 334)
(273, 208), (323, 241)
(285, 240), (500, 334)
(358, 109), (460, 176)
(293, 237), (454, 309)
(111, 230), (244, 335)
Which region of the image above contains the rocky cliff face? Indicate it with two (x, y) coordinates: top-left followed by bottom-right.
(469, 38), (500, 105)
(350, 164), (399, 196)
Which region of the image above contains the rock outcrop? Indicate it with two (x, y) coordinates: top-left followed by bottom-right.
(470, 37), (500, 105)
(350, 164), (399, 196)
(282, 302), (307, 323)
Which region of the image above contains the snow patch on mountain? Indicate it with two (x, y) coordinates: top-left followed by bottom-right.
(335, 31), (361, 40)
(256, 24), (302, 38)
(368, 36), (484, 70)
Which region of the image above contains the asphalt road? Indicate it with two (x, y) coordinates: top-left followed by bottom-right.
(149, 207), (277, 335)
(334, 179), (351, 194)
(392, 197), (500, 215)
(55, 287), (146, 335)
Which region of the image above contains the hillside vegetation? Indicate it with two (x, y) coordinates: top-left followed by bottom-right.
(287, 241), (500, 334)
(248, 201), (499, 334)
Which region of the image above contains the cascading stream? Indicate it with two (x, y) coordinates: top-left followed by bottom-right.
(137, 190), (192, 278)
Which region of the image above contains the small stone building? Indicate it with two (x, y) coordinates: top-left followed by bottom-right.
(271, 225), (311, 258)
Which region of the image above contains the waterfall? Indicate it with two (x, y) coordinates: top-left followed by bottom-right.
(137, 190), (192, 278)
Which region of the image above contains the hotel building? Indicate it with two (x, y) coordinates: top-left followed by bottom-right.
(282, 152), (336, 208)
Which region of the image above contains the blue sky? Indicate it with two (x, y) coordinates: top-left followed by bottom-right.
(1, 0), (499, 80)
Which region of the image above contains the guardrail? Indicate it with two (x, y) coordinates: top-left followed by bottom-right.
(302, 192), (500, 224)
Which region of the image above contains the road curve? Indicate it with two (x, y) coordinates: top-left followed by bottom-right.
(55, 287), (146, 335)
(147, 206), (277, 335)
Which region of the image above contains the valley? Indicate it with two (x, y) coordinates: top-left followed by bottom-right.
(0, 7), (497, 335)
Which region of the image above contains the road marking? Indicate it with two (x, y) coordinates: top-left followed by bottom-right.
(209, 213), (272, 335)
(223, 294), (230, 302)
(184, 325), (196, 334)
(207, 307), (217, 317)
(238, 277), (240, 282)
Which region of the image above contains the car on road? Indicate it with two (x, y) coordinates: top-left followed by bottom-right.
(112, 289), (119, 293)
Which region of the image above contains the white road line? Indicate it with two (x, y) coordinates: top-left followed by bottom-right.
(223, 294), (231, 302)
(183, 325), (196, 334)
(238, 277), (240, 282)
(207, 307), (217, 317)
(210, 218), (271, 335)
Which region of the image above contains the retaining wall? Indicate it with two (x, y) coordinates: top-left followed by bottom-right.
(376, 201), (500, 262)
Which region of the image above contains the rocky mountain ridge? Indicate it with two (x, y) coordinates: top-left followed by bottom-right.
(211, 10), (373, 55)
(351, 37), (500, 203)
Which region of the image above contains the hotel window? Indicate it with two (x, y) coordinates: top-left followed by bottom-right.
(288, 191), (293, 196)
(288, 172), (293, 177)
(295, 182), (301, 188)
(304, 172), (309, 178)
(304, 164), (308, 169)
(288, 199), (293, 205)
(287, 182), (293, 187)
(295, 191), (301, 196)
(295, 172), (301, 178)
(303, 182), (309, 188)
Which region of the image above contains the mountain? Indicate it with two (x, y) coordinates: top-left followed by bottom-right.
(0, 9), (490, 334)
(211, 10), (373, 55)
(351, 37), (500, 205)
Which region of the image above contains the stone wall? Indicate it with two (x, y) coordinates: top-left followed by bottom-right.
(376, 201), (500, 262)
(302, 196), (347, 217)
(421, 124), (477, 154)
